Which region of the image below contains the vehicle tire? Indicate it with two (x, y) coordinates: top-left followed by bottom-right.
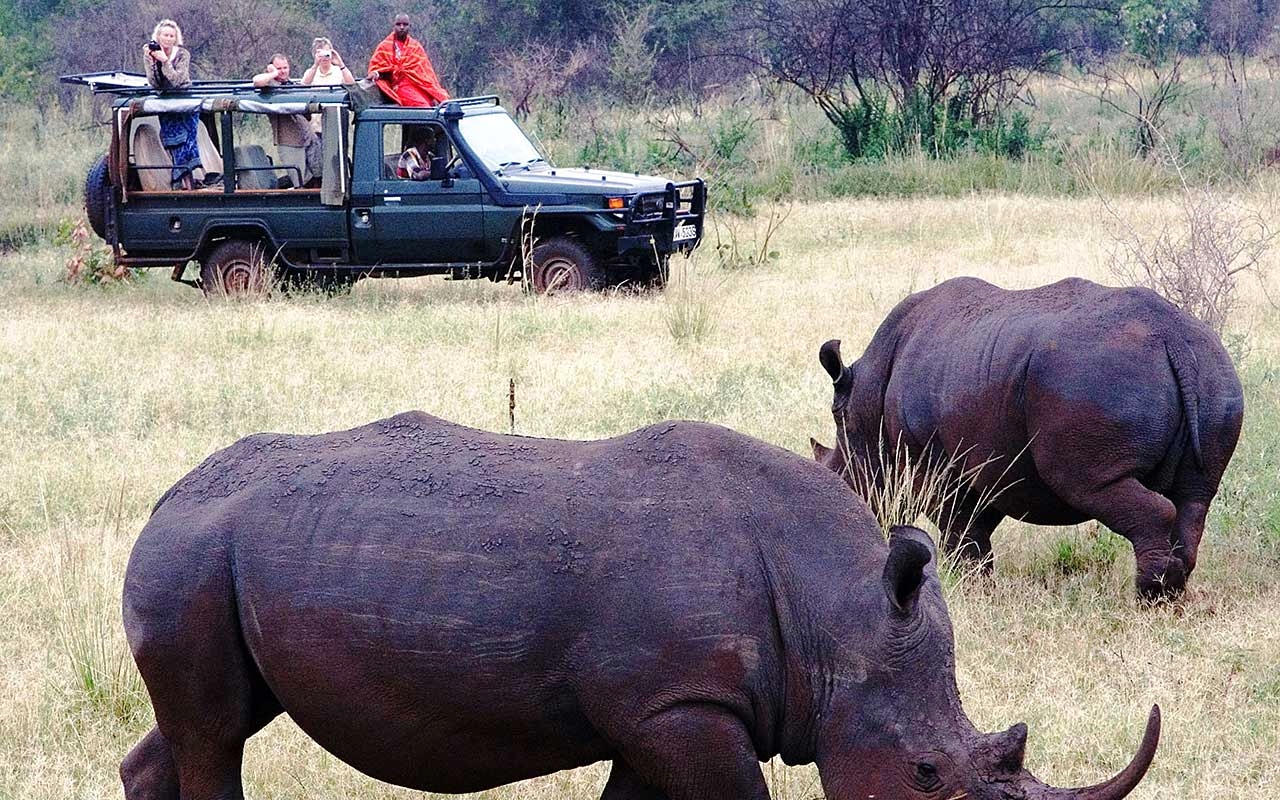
(531, 237), (602, 295)
(85, 154), (112, 241)
(200, 240), (274, 299)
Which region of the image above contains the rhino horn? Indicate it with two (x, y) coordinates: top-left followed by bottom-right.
(818, 340), (853, 395)
(1030, 705), (1161, 800)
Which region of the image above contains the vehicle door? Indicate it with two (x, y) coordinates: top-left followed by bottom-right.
(351, 121), (486, 264)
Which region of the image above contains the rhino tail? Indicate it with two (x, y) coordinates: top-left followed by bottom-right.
(1165, 340), (1204, 471)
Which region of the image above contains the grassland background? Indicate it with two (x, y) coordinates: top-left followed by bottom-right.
(2, 72), (1280, 799)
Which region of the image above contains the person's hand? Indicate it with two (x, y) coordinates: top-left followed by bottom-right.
(152, 48), (169, 64)
(264, 63), (279, 80)
(332, 50), (345, 69)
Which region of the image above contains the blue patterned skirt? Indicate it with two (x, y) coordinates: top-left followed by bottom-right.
(158, 112), (202, 187)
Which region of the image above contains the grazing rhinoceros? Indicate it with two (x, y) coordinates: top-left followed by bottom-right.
(812, 276), (1244, 601)
(122, 411), (1160, 799)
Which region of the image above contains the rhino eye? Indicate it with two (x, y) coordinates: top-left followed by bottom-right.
(913, 761), (941, 790)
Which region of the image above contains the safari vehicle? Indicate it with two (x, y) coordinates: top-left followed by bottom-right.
(62, 73), (706, 296)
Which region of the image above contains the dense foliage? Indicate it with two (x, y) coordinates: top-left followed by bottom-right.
(9, 0), (1280, 164)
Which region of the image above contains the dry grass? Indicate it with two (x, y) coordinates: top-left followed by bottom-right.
(1, 193), (1278, 798)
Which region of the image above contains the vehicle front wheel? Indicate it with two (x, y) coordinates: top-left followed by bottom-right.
(199, 240), (274, 299)
(531, 237), (602, 295)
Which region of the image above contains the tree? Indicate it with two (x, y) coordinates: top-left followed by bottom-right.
(1204, 0), (1279, 175)
(1085, 0), (1201, 156)
(752, 0), (1069, 158)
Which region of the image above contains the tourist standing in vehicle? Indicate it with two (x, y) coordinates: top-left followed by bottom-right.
(252, 54), (322, 187)
(366, 14), (449, 106)
(302, 38), (354, 88)
(142, 18), (200, 190)
(301, 38), (354, 133)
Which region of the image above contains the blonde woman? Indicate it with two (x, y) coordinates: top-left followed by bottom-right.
(142, 19), (199, 189)
(302, 37), (354, 87)
(301, 37), (354, 134)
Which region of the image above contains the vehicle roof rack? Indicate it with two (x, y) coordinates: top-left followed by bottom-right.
(59, 72), (352, 99)
(439, 95), (500, 112)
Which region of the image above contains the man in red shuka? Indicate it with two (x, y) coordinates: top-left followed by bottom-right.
(367, 13), (450, 106)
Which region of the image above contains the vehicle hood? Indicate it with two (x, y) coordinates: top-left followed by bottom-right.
(495, 167), (672, 196)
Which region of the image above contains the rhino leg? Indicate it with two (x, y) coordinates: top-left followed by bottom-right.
(601, 761), (669, 799)
(608, 705), (770, 800)
(936, 489), (1004, 571)
(1062, 476), (1186, 600)
(1171, 500), (1209, 576)
(121, 727), (178, 800)
(126, 563), (282, 798)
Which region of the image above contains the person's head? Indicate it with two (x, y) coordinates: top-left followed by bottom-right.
(270, 54), (290, 81)
(392, 14), (411, 41)
(312, 37), (332, 55)
(152, 19), (183, 48)
(410, 126), (436, 151)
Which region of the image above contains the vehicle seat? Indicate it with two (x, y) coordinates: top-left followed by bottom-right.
(131, 120), (173, 191)
(234, 145), (276, 189)
(196, 123), (222, 175)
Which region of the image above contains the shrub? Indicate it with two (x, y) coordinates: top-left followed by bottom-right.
(60, 220), (141, 285)
(1103, 184), (1274, 336)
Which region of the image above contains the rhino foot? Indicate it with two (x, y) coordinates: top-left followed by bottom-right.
(1136, 555), (1187, 603)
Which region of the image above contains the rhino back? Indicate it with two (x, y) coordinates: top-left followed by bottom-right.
(865, 278), (1240, 510)
(128, 411), (876, 788)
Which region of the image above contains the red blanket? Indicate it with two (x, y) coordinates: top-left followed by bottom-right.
(368, 34), (449, 106)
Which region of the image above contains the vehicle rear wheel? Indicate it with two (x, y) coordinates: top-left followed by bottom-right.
(85, 154), (112, 241)
(531, 237), (602, 295)
(199, 240), (274, 299)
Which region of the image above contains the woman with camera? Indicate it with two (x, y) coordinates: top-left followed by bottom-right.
(142, 19), (200, 190)
(301, 37), (354, 134)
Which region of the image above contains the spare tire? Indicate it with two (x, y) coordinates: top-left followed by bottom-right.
(85, 154), (112, 241)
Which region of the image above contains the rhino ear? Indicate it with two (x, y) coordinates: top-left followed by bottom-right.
(819, 339), (844, 382)
(810, 437), (833, 462)
(820, 340), (854, 396)
(883, 526), (934, 613)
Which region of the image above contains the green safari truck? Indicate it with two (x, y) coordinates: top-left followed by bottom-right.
(64, 73), (706, 296)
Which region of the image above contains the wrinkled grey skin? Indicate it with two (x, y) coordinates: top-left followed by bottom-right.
(122, 412), (1159, 799)
(814, 277), (1244, 600)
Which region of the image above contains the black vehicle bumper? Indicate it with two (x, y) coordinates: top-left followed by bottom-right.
(617, 179), (706, 256)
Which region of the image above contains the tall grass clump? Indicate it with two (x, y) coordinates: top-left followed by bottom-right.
(840, 429), (1018, 534)
(51, 490), (148, 726)
(663, 255), (720, 344)
(831, 427), (1027, 588)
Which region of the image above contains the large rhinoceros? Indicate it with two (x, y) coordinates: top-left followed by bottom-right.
(812, 276), (1244, 600)
(122, 411), (1160, 799)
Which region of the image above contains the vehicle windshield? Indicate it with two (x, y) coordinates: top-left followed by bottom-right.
(458, 112), (546, 172)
